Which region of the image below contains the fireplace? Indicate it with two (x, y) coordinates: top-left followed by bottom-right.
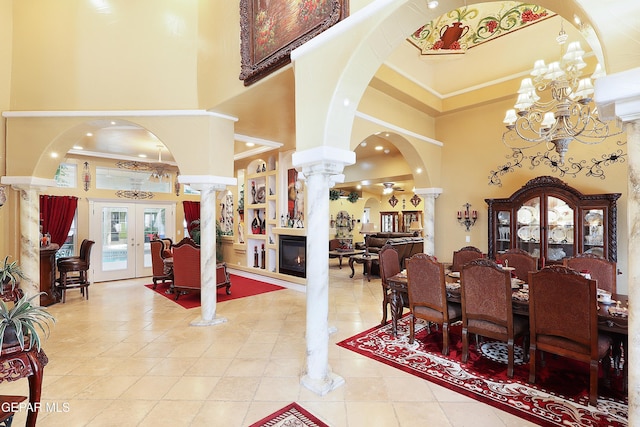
(279, 235), (306, 278)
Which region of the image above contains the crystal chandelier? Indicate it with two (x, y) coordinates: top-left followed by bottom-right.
(501, 25), (622, 164)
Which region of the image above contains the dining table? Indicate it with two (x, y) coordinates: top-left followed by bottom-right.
(385, 271), (629, 338)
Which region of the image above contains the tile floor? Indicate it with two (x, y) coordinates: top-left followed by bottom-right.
(2, 263), (536, 427)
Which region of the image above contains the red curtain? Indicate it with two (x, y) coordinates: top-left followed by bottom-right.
(40, 195), (78, 247)
(183, 201), (200, 232)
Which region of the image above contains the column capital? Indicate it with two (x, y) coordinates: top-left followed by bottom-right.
(1, 176), (57, 191)
(595, 67), (640, 122)
(178, 175), (236, 192)
(414, 187), (443, 198)
(292, 146), (355, 177)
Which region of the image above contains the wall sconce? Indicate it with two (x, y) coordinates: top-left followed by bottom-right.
(83, 161), (91, 192)
(457, 203), (478, 231)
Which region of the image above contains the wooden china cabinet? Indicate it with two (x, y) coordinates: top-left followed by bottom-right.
(486, 176), (620, 265)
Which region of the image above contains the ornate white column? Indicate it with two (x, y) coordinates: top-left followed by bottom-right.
(413, 187), (442, 256)
(179, 175), (236, 326)
(0, 177), (57, 304)
(595, 67), (640, 422)
(293, 146), (355, 395)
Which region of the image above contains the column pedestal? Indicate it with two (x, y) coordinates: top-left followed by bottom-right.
(413, 187), (442, 256)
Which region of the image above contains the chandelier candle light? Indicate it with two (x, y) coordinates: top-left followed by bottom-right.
(502, 25), (620, 164)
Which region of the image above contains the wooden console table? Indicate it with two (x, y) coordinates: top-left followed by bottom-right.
(349, 253), (379, 282)
(40, 244), (60, 306)
(0, 344), (48, 427)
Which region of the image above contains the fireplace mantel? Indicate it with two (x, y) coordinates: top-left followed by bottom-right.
(273, 227), (306, 237)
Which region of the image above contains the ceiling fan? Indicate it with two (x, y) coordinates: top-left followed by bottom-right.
(382, 182), (404, 194)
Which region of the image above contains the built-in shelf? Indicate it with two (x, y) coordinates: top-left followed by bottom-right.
(273, 227), (306, 236)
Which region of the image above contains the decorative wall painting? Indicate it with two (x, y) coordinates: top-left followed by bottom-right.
(240, 0), (349, 85)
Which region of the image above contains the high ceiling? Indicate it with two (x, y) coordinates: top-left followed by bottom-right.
(66, 2), (618, 196)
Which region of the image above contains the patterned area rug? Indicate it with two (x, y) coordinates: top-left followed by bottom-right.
(145, 274), (284, 309)
(248, 403), (329, 427)
(337, 316), (628, 427)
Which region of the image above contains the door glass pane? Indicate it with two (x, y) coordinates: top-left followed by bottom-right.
(102, 207), (129, 271)
(548, 196), (574, 260)
(143, 208), (166, 268)
(584, 208), (604, 257)
(516, 197), (540, 258)
(496, 210), (510, 254)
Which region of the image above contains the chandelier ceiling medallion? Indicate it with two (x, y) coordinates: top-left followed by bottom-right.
(489, 24), (626, 186)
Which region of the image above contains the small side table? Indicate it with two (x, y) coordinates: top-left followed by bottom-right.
(349, 253), (379, 282)
(0, 345), (48, 427)
(329, 250), (364, 269)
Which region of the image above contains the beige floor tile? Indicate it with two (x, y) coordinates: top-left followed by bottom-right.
(119, 376), (181, 400)
(225, 357), (269, 377)
(253, 376), (302, 401)
(138, 400), (204, 427)
(163, 376), (220, 400)
(74, 375), (141, 399)
(207, 376), (261, 401)
(191, 401), (251, 427)
(86, 400), (157, 427)
(346, 402), (400, 427)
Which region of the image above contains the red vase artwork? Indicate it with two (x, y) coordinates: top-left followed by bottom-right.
(438, 21), (469, 49)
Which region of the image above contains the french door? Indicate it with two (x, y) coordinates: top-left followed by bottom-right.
(90, 201), (175, 282)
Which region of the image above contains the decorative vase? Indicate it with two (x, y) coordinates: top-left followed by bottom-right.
(251, 210), (261, 235)
(439, 21), (469, 49)
(1, 324), (19, 348)
(260, 244), (266, 269)
(253, 246), (259, 268)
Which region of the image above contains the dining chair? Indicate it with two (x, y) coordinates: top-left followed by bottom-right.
(563, 253), (617, 294)
(378, 244), (408, 325)
(528, 265), (612, 406)
(451, 246), (484, 272)
(150, 239), (173, 289)
(496, 248), (538, 280)
(406, 253), (462, 355)
(460, 258), (529, 378)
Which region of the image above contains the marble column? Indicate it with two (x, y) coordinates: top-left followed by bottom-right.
(0, 177), (57, 305)
(595, 67), (640, 423)
(293, 146), (354, 395)
(413, 188), (442, 256)
(178, 175), (236, 327)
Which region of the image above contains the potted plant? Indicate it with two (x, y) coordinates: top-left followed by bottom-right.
(0, 293), (55, 351)
(0, 256), (26, 297)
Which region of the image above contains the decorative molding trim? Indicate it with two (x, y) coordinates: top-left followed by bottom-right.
(355, 111), (443, 147)
(2, 110), (238, 121)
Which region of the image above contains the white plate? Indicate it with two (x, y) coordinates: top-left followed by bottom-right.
(517, 206), (537, 225)
(550, 226), (566, 243)
(566, 226), (574, 243)
(547, 210), (558, 223)
(517, 226), (531, 241)
(448, 271), (460, 278)
(529, 226), (540, 242)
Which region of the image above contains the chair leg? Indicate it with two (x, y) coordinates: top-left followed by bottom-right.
(529, 345), (537, 383)
(381, 293), (389, 325)
(409, 314), (415, 344)
(589, 360), (599, 406)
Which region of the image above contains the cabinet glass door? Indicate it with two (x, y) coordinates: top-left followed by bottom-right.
(547, 196), (574, 262)
(516, 197), (540, 258)
(496, 210), (511, 254)
(583, 208), (605, 257)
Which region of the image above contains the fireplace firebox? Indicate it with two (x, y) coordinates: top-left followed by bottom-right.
(279, 235), (306, 278)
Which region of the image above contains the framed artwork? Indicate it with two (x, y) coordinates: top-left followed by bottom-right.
(239, 0), (349, 86)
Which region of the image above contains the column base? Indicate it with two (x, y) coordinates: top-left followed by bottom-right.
(189, 316), (228, 327)
(300, 371), (345, 396)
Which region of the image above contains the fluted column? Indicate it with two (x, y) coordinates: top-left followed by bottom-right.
(413, 188), (442, 256)
(179, 175), (236, 327)
(0, 177), (57, 304)
(293, 146), (355, 395)
(595, 67), (640, 423)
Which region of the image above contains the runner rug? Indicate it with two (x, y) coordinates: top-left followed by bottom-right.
(337, 316), (628, 427)
(145, 274), (284, 309)
(248, 402), (329, 427)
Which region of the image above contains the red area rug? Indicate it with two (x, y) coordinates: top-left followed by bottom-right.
(145, 274), (284, 309)
(248, 402), (328, 427)
(337, 316), (628, 426)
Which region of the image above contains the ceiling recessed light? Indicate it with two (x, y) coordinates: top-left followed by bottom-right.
(110, 121), (116, 125)
(375, 146), (383, 151)
(138, 154), (147, 158)
(384, 149), (390, 154)
(427, 0), (438, 9)
(416, 168), (423, 174)
(246, 142), (255, 147)
(356, 184), (362, 190)
(86, 132), (93, 137)
(574, 15), (582, 26)
(360, 141), (367, 147)
(73, 145), (83, 150)
(361, 180), (370, 186)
